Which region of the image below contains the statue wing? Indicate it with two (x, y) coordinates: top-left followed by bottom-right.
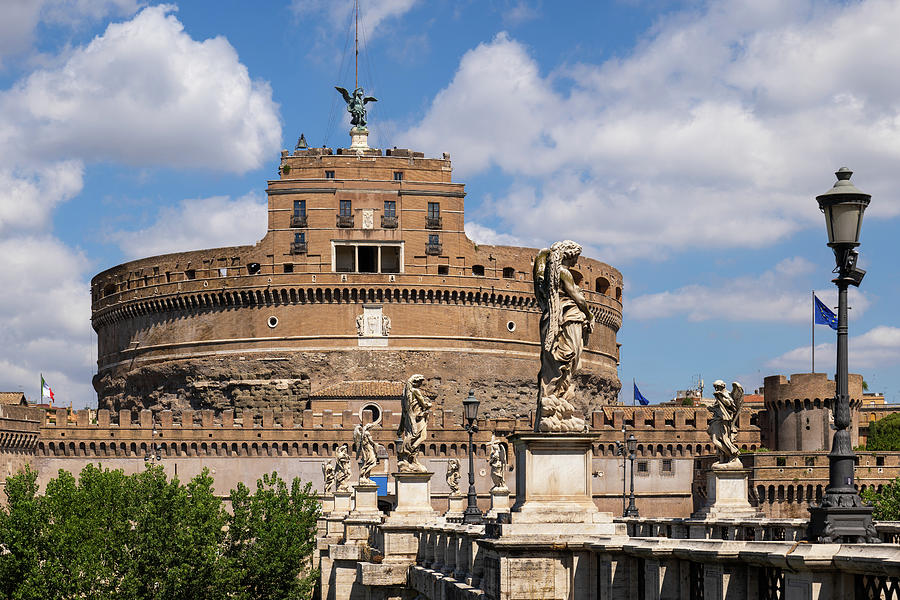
(732, 382), (744, 415)
(363, 96), (377, 104)
(335, 86), (352, 104)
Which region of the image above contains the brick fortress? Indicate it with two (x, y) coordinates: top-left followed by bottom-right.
(89, 139), (623, 418)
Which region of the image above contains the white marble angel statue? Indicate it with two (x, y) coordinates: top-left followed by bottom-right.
(322, 460), (335, 494)
(488, 435), (508, 492)
(397, 374), (433, 472)
(354, 421), (378, 484)
(707, 380), (744, 467)
(532, 241), (594, 432)
(334, 443), (353, 492)
(446, 458), (461, 496)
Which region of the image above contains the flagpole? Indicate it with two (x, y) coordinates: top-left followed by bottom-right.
(811, 290), (815, 373)
(633, 378), (635, 407)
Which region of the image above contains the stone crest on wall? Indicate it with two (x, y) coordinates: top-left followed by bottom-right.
(356, 305), (390, 346)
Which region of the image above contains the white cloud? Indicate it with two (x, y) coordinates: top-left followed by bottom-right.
(0, 0), (143, 64)
(110, 193), (267, 259)
(399, 1), (900, 258)
(464, 222), (528, 247)
(0, 162), (84, 236)
(0, 4), (281, 173)
(769, 326), (900, 373)
(628, 257), (870, 323)
(0, 234), (95, 408)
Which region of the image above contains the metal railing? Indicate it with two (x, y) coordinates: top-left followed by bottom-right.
(336, 214), (354, 228)
(425, 243), (442, 255)
(290, 241), (307, 254)
(425, 216), (442, 229)
(381, 215), (398, 229)
(290, 214), (307, 228)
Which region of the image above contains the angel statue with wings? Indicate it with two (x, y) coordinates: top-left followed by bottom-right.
(322, 460), (335, 494)
(488, 435), (508, 492)
(707, 380), (744, 467)
(354, 421), (378, 484)
(397, 374), (433, 473)
(446, 458), (461, 496)
(334, 444), (353, 492)
(335, 86), (377, 129)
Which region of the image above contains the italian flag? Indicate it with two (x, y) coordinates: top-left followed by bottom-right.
(41, 374), (54, 404)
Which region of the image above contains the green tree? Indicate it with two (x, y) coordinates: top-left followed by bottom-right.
(862, 478), (900, 521)
(0, 465), (319, 600)
(866, 412), (900, 451)
(226, 472), (320, 600)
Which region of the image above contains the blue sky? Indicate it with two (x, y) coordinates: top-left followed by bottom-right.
(1, 0), (899, 409)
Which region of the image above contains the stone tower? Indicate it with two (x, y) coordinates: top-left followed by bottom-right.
(763, 372), (863, 452)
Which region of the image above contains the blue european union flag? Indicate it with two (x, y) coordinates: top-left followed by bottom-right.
(814, 295), (838, 331)
(633, 381), (650, 406)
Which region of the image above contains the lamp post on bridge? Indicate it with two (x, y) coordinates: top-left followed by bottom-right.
(624, 434), (639, 518)
(808, 167), (877, 543)
(462, 390), (483, 524)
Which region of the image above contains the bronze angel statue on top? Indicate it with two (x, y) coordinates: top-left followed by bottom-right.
(707, 380), (744, 467)
(335, 86), (377, 129)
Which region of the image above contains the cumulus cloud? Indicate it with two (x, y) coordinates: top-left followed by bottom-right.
(769, 326), (900, 373)
(110, 193), (267, 259)
(400, 1), (900, 259)
(0, 162), (84, 235)
(464, 222), (529, 247)
(0, 4), (281, 173)
(0, 0), (143, 64)
(0, 234), (95, 407)
(629, 257), (870, 323)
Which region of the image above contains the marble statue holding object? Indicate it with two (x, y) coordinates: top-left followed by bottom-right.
(533, 241), (594, 433)
(354, 422), (378, 484)
(396, 374), (433, 472)
(707, 380), (744, 467)
(446, 458), (461, 496)
(488, 435), (508, 492)
(322, 460), (335, 494)
(335, 86), (377, 129)
(334, 443), (353, 492)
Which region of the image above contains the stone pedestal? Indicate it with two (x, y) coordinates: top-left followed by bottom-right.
(487, 487), (511, 519)
(392, 471), (437, 518)
(333, 489), (353, 514)
(446, 494), (466, 520)
(351, 482), (381, 518)
(692, 466), (760, 519)
(507, 433), (618, 534)
(321, 494), (335, 515)
(350, 126), (369, 153)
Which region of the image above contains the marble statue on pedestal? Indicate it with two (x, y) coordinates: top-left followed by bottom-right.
(354, 422), (378, 484)
(334, 443), (353, 492)
(488, 435), (508, 492)
(397, 374), (433, 472)
(322, 460), (335, 494)
(533, 241), (594, 433)
(446, 458), (461, 495)
(707, 380), (744, 467)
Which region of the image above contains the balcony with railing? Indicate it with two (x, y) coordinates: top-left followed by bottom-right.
(425, 216), (442, 229)
(290, 241), (307, 254)
(336, 214), (354, 228)
(425, 242), (442, 255)
(291, 214), (307, 228)
(381, 215), (398, 229)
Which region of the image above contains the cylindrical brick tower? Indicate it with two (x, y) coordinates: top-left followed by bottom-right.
(90, 143), (624, 416)
(763, 372), (863, 451)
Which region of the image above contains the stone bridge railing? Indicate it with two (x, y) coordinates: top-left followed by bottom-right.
(321, 512), (900, 600)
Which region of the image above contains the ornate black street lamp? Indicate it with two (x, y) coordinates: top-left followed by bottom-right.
(808, 167), (876, 543)
(462, 390), (483, 524)
(616, 425), (626, 516)
(624, 434), (639, 518)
